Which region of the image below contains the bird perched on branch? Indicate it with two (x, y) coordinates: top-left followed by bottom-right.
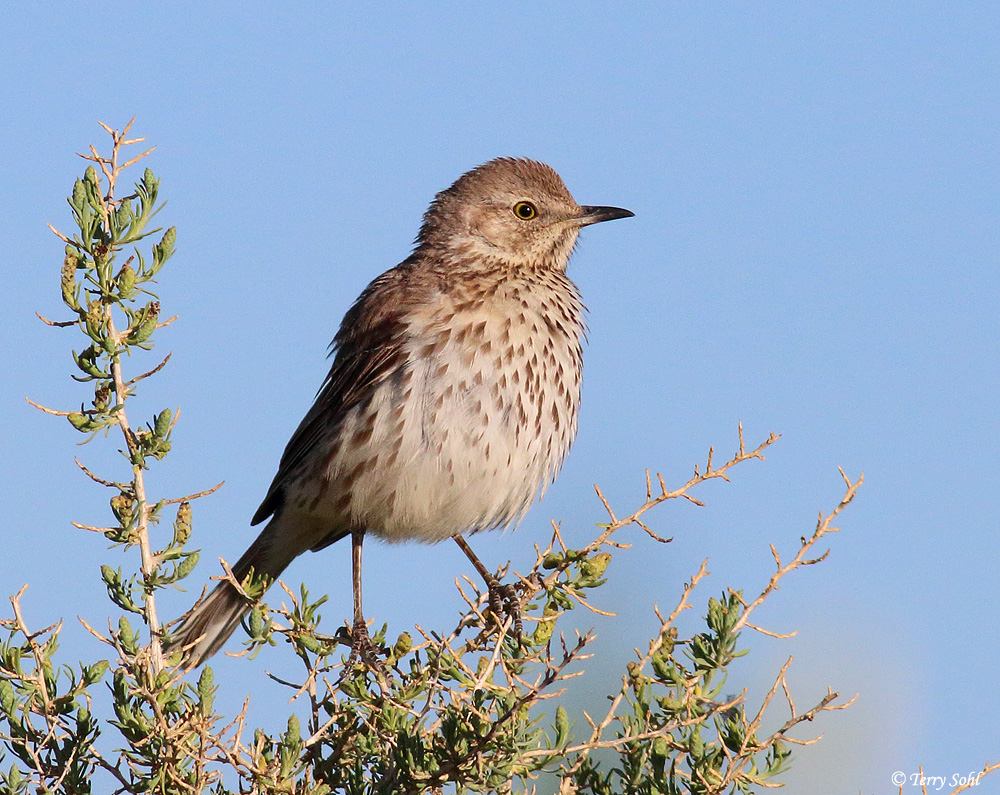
(166, 157), (633, 668)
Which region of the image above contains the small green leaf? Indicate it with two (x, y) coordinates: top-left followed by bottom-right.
(115, 262), (136, 297)
(153, 226), (176, 272)
(173, 550), (199, 581)
(198, 667), (215, 714)
(542, 552), (562, 569)
(172, 500), (191, 547)
(392, 631), (413, 658)
(248, 605), (264, 637)
(554, 704), (570, 747)
(67, 412), (94, 431)
(153, 408), (171, 438)
(71, 178), (86, 212)
(83, 659), (109, 686)
(0, 679), (16, 717)
(129, 301), (159, 343)
(581, 552), (612, 579)
(689, 728), (704, 760)
(118, 616), (137, 655)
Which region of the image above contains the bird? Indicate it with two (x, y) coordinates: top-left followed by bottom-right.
(165, 157), (633, 668)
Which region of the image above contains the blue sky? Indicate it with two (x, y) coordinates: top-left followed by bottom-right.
(3, 3), (998, 793)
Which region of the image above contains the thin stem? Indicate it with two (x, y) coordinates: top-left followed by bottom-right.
(105, 308), (162, 672)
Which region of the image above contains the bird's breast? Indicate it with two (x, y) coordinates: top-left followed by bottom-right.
(340, 273), (585, 542)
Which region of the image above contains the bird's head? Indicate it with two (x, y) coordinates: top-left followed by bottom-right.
(418, 157), (633, 272)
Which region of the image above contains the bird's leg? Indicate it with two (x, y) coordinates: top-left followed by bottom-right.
(453, 535), (522, 640)
(345, 527), (382, 668)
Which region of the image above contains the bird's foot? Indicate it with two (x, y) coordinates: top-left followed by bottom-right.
(486, 577), (523, 642)
(343, 619), (385, 671)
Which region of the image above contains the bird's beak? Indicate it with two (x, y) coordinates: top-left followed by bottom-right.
(577, 205), (635, 227)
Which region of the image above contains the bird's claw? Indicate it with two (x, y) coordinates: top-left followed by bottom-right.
(344, 620), (385, 671)
(486, 577), (522, 642)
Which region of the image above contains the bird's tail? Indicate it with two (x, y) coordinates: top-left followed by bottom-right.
(164, 519), (291, 669)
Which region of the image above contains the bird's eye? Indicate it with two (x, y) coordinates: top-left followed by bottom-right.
(512, 201), (538, 220)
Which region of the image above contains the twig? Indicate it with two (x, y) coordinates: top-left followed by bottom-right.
(24, 397), (73, 416)
(731, 470), (863, 636)
(35, 311), (77, 328)
(125, 352), (172, 387)
(159, 481), (225, 505)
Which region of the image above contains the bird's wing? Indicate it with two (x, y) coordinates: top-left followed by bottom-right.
(250, 264), (420, 526)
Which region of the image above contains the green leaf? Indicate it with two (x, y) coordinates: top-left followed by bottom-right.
(71, 178), (86, 212)
(153, 408), (171, 437)
(118, 616), (138, 655)
(83, 659), (109, 686)
(542, 552), (562, 569)
(129, 301), (159, 344)
(198, 667), (215, 714)
(554, 705), (570, 747)
(171, 500), (191, 547)
(0, 679), (16, 717)
(173, 550), (199, 581)
(115, 262), (136, 298)
(580, 552), (612, 579)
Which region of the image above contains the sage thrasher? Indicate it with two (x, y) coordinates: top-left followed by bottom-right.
(166, 157), (633, 667)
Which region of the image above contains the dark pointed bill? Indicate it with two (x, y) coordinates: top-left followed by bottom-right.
(577, 205), (635, 226)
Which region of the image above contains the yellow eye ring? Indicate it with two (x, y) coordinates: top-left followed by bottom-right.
(513, 201), (538, 220)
